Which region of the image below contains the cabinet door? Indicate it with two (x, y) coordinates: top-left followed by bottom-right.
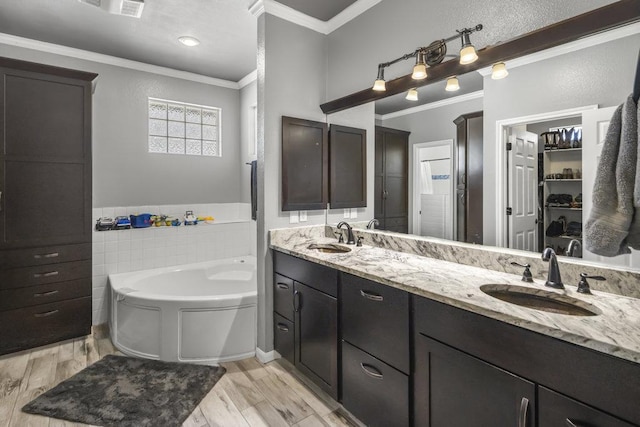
(0, 68), (92, 248)
(329, 124), (367, 209)
(294, 281), (338, 399)
(539, 387), (636, 427)
(414, 334), (535, 427)
(281, 116), (328, 211)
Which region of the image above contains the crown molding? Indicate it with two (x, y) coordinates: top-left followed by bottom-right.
(379, 90), (484, 121)
(477, 20), (640, 76)
(0, 32), (241, 89)
(249, 0), (381, 35)
(238, 69), (258, 88)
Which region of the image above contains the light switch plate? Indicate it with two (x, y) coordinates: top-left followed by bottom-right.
(344, 208), (350, 218)
(289, 211), (299, 224)
(299, 210), (307, 222)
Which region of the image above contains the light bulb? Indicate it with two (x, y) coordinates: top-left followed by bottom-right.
(459, 45), (478, 65)
(445, 77), (460, 91)
(406, 89), (418, 101)
(373, 79), (386, 91)
(412, 63), (427, 80)
(491, 62), (509, 79)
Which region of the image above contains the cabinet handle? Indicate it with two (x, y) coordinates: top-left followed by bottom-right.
(565, 420), (583, 427)
(276, 283), (289, 290)
(276, 323), (289, 332)
(518, 397), (529, 427)
(360, 363), (383, 379)
(293, 290), (301, 312)
(33, 252), (59, 259)
(34, 290), (59, 297)
(33, 271), (59, 278)
(360, 290), (384, 302)
(34, 310), (59, 318)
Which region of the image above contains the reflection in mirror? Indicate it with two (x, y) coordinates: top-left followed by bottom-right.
(328, 23), (640, 271)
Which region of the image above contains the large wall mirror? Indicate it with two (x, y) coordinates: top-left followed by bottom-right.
(328, 18), (640, 271)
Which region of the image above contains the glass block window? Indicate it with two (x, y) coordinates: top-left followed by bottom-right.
(148, 98), (221, 157)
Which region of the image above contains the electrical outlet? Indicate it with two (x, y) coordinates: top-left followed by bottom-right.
(350, 209), (358, 219)
(299, 210), (307, 222)
(344, 208), (350, 218)
(289, 211), (299, 224)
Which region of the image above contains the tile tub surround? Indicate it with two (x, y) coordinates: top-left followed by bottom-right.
(320, 226), (640, 299)
(269, 226), (640, 364)
(92, 203), (256, 324)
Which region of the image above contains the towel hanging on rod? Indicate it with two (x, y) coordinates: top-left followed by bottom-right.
(633, 48), (640, 103)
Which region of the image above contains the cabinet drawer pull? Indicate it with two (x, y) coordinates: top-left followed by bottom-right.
(34, 310), (59, 318)
(565, 420), (582, 427)
(360, 290), (383, 302)
(518, 397), (529, 427)
(33, 252), (59, 259)
(360, 363), (383, 379)
(276, 323), (289, 332)
(33, 271), (59, 278)
(276, 283), (290, 290)
(34, 290), (59, 297)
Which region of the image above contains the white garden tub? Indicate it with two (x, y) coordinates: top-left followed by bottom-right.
(108, 256), (256, 365)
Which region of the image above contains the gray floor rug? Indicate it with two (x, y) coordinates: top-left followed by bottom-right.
(22, 354), (225, 427)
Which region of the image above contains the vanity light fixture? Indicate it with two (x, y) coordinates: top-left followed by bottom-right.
(406, 88), (419, 101)
(491, 62), (509, 79)
(371, 24), (482, 94)
(445, 76), (460, 91)
(178, 36), (200, 47)
(373, 66), (386, 91)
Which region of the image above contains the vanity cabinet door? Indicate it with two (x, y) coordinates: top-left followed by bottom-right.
(329, 124), (366, 209)
(294, 281), (338, 400)
(538, 387), (636, 427)
(414, 333), (536, 427)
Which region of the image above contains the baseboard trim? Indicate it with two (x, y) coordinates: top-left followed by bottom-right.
(255, 347), (279, 364)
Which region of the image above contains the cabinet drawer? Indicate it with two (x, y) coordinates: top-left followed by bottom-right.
(539, 387), (636, 427)
(274, 313), (294, 365)
(342, 341), (409, 427)
(341, 273), (409, 373)
(0, 243), (91, 269)
(0, 296), (91, 355)
(0, 279), (91, 311)
(273, 274), (294, 321)
(0, 260), (91, 290)
(274, 251), (337, 297)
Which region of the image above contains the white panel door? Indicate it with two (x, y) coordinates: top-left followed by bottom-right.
(508, 128), (538, 252)
(582, 106), (640, 267)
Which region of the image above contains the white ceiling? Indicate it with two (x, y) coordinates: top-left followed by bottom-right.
(0, 0), (359, 83)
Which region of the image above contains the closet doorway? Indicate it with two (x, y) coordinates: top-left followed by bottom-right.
(412, 140), (454, 239)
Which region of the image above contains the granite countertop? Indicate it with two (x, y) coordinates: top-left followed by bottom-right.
(269, 234), (640, 364)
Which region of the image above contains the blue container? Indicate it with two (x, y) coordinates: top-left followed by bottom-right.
(130, 213), (153, 228)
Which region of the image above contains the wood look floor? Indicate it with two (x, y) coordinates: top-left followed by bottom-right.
(0, 329), (361, 427)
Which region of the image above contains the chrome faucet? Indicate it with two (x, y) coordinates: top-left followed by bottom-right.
(541, 247), (564, 289)
(337, 221), (356, 245)
(366, 218), (379, 229)
(566, 239), (582, 258)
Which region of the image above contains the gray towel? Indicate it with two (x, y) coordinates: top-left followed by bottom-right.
(584, 95), (638, 256)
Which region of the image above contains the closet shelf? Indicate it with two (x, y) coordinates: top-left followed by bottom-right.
(545, 179), (582, 182)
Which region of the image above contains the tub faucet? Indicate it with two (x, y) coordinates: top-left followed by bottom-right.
(337, 221), (356, 245)
(566, 239), (582, 258)
(541, 247), (564, 289)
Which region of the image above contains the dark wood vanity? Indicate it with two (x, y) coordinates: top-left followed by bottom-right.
(0, 57), (95, 355)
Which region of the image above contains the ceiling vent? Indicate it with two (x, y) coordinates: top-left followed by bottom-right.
(78, 0), (144, 18)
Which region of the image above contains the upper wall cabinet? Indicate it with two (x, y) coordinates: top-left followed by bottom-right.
(329, 125), (367, 209)
(281, 116), (328, 212)
(281, 116), (367, 212)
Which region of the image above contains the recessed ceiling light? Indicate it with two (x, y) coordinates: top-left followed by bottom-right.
(178, 36), (200, 47)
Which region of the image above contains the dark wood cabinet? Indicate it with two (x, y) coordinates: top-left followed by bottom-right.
(272, 251), (338, 399)
(375, 126), (409, 233)
(0, 57), (95, 355)
(454, 112), (483, 244)
(281, 116), (328, 211)
(329, 124), (367, 209)
(415, 334), (535, 426)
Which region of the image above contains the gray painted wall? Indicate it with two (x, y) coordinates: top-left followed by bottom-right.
(0, 43), (243, 208)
